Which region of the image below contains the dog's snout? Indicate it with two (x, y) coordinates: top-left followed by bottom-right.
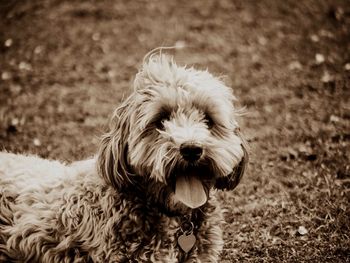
(180, 143), (203, 162)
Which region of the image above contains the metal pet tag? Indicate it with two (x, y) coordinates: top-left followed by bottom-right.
(178, 233), (196, 253)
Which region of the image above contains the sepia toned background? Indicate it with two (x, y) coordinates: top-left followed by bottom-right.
(0, 0), (349, 261)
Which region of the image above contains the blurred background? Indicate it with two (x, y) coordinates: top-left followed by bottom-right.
(0, 0), (349, 262)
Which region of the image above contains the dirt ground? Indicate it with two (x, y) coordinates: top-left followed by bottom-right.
(1, 0), (349, 262)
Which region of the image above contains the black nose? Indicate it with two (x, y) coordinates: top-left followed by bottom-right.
(180, 143), (203, 162)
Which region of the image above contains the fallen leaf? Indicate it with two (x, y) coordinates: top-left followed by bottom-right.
(297, 226), (308, 235)
(286, 147), (298, 159)
(329, 6), (344, 21)
(310, 34), (319, 42)
(11, 118), (19, 126)
(298, 144), (311, 154)
(19, 61), (32, 71)
(4, 38), (13, 47)
(319, 29), (334, 38)
(1, 71), (11, 80)
(330, 115), (340, 122)
(288, 61), (302, 70)
(258, 36), (268, 46)
(34, 45), (44, 55)
(9, 84), (22, 94)
(33, 138), (41, 146)
(321, 71), (333, 83)
(107, 70), (116, 78)
(315, 53), (325, 64)
(175, 40), (186, 49)
(92, 32), (101, 41)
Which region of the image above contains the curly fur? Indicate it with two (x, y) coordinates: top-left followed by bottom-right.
(0, 50), (248, 262)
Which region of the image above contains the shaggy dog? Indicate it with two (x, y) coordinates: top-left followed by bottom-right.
(0, 51), (248, 262)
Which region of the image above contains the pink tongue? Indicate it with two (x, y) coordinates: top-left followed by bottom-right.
(175, 176), (207, 209)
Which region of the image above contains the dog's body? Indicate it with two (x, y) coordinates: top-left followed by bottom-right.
(0, 153), (223, 262)
(0, 51), (247, 262)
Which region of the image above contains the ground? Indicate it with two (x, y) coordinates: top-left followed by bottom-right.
(0, 0), (349, 262)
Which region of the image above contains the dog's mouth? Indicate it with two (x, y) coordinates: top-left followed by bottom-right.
(171, 166), (213, 209)
(175, 175), (208, 209)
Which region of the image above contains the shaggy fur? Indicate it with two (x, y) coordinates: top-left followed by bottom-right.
(0, 50), (248, 262)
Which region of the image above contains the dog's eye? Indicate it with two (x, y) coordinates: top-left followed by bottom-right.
(204, 113), (214, 129)
(154, 111), (171, 130)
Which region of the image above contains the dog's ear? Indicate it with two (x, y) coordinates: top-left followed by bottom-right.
(97, 99), (133, 190)
(214, 129), (249, 191)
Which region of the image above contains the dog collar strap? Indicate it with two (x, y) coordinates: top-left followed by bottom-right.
(178, 219), (196, 253)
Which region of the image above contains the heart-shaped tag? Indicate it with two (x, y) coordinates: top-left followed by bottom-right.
(178, 233), (196, 253)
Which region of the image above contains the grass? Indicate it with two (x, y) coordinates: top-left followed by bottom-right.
(1, 0), (349, 261)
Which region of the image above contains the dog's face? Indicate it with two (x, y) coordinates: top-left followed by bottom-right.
(98, 53), (248, 213)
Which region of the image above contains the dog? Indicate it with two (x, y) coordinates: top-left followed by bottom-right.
(0, 50), (248, 262)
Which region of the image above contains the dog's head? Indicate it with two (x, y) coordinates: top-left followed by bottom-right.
(98, 51), (248, 213)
